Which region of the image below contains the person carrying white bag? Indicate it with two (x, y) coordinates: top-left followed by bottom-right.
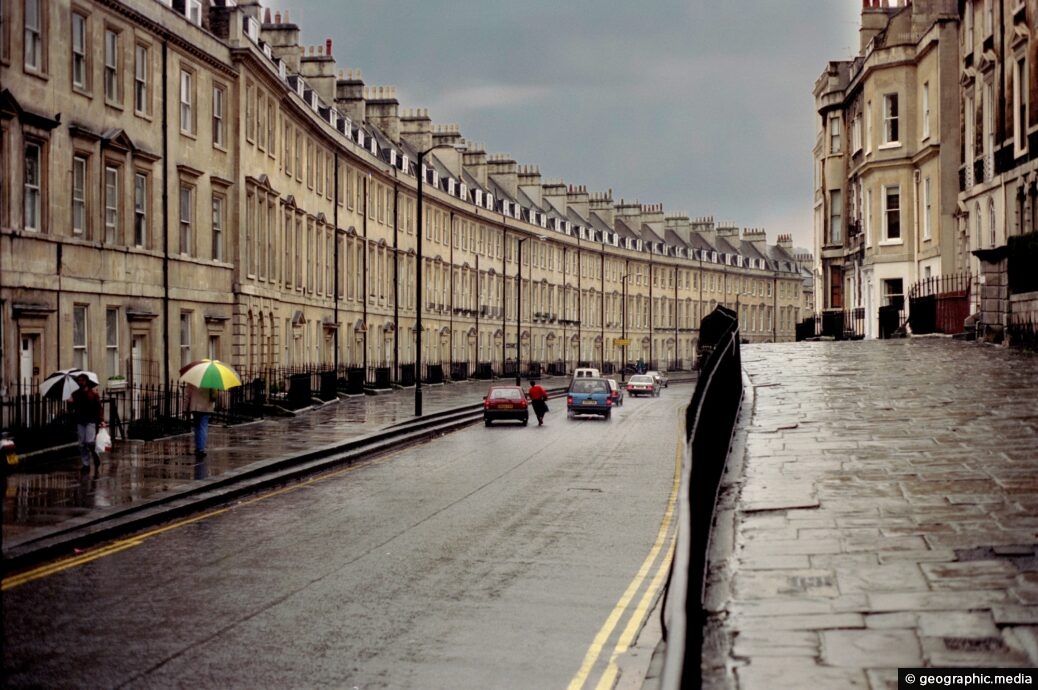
(95, 423), (112, 456)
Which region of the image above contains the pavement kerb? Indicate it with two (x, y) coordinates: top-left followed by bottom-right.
(2, 404), (487, 572)
(1, 378), (669, 573)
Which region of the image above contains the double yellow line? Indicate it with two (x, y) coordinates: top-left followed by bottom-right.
(2, 462), (363, 591)
(567, 416), (682, 690)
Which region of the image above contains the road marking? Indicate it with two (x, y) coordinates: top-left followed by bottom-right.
(2, 461), (373, 591)
(568, 411), (683, 690)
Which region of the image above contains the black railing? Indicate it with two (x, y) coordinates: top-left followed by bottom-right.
(908, 273), (975, 335)
(796, 308), (865, 341)
(660, 306), (743, 690)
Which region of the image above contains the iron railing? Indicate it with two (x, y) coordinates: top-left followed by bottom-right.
(660, 306), (743, 690)
(908, 273), (975, 336)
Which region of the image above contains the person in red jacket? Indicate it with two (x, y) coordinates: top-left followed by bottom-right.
(528, 379), (549, 426)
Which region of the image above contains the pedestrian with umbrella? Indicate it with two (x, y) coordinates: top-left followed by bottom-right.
(179, 359), (241, 459)
(39, 367), (99, 401)
(67, 371), (103, 473)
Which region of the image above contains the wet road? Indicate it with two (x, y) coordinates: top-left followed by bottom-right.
(3, 384), (687, 689)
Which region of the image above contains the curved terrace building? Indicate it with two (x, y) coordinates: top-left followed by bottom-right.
(1, 0), (804, 399)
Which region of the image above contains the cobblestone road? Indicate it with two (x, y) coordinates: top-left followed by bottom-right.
(703, 338), (1038, 689)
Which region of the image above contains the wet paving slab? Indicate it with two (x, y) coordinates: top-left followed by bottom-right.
(2, 378), (568, 550)
(703, 338), (1038, 688)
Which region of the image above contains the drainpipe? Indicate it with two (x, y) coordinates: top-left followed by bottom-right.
(333, 153), (340, 371)
(600, 250), (605, 372)
(393, 183), (399, 381)
(448, 211), (454, 376)
(362, 174), (369, 372)
(649, 255), (654, 366)
(161, 41), (170, 384)
(502, 230), (507, 374)
(674, 263), (679, 367)
(475, 254), (479, 374)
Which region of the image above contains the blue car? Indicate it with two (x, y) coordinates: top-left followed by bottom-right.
(567, 378), (613, 419)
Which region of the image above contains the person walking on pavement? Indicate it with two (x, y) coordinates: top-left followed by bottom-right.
(528, 379), (549, 426)
(68, 373), (103, 473)
(185, 383), (217, 459)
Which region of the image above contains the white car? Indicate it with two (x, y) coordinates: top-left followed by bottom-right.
(645, 370), (668, 388)
(626, 374), (659, 397)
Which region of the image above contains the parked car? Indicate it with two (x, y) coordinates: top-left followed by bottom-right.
(567, 378), (613, 419)
(483, 385), (529, 426)
(606, 378), (623, 407)
(626, 374), (658, 397)
(645, 370), (668, 388)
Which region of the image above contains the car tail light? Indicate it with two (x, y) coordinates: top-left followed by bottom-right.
(567, 395), (574, 405)
(520, 399), (528, 408)
(606, 398), (613, 407)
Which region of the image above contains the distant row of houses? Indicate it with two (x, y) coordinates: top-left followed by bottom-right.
(1, 0), (809, 397)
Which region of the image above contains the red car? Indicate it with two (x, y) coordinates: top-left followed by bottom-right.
(483, 385), (529, 426)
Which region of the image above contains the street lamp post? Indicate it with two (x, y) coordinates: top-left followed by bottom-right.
(515, 236), (529, 386)
(513, 234), (546, 386)
(414, 142), (464, 416)
(621, 272), (629, 382)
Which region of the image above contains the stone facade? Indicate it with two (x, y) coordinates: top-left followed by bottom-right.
(817, 0), (1038, 338)
(814, 0), (962, 339)
(1, 0), (804, 398)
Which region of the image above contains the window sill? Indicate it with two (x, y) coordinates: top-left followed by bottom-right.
(879, 239), (904, 246)
(878, 142), (901, 150)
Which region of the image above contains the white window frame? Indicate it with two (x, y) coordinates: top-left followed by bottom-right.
(921, 82), (930, 140)
(179, 184), (193, 255)
(829, 189), (843, 245)
(24, 0), (42, 72)
(104, 29), (119, 103)
(106, 307), (119, 377)
(923, 176), (933, 241)
(134, 172), (147, 248)
(104, 165), (118, 244)
(73, 155), (87, 236)
(212, 85), (226, 148)
(179, 69), (194, 135)
(829, 116), (841, 154)
(852, 113), (862, 153)
(134, 44), (149, 115)
(72, 12), (87, 89)
(74, 305), (88, 370)
(180, 312), (192, 371)
(882, 93), (900, 147)
(24, 142), (42, 231)
(212, 193), (224, 261)
(865, 101), (873, 154)
(882, 184), (902, 243)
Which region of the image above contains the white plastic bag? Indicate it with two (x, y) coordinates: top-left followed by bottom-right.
(95, 425), (112, 454)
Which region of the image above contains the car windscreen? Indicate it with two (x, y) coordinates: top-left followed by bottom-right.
(489, 389), (522, 400)
(571, 380), (608, 394)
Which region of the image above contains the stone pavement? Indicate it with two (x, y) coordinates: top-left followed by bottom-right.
(1, 376), (572, 556)
(703, 338), (1038, 689)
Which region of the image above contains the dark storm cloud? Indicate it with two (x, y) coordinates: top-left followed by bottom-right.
(280, 0), (860, 249)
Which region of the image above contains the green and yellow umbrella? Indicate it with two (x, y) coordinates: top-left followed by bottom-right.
(178, 359), (242, 390)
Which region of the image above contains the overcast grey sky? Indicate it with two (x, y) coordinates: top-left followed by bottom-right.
(272, 1), (861, 251)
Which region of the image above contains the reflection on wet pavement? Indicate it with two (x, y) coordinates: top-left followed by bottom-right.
(2, 379), (536, 545)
